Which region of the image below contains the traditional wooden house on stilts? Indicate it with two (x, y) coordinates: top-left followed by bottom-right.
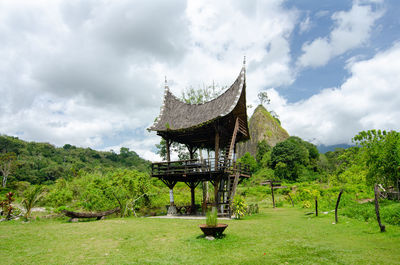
(148, 62), (251, 217)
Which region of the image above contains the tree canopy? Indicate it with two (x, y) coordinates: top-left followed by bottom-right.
(0, 135), (150, 186)
(353, 130), (400, 187)
(270, 136), (318, 181)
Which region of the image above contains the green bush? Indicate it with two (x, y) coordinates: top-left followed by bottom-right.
(340, 200), (400, 226)
(275, 200), (284, 207)
(233, 196), (247, 219)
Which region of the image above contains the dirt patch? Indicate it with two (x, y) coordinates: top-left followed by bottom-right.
(357, 198), (374, 204)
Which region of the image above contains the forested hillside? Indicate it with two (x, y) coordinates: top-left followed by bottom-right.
(0, 135), (150, 185)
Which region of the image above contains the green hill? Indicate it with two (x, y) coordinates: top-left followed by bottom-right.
(237, 104), (289, 158)
(0, 135), (150, 185)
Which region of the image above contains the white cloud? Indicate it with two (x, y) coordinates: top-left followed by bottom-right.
(274, 43), (400, 145)
(297, 1), (384, 68)
(105, 134), (162, 161)
(299, 15), (311, 34)
(0, 0), (298, 160)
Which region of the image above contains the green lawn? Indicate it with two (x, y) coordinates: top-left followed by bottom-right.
(1, 208), (400, 265)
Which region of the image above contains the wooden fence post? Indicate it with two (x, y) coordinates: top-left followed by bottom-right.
(288, 194), (294, 207)
(315, 197), (318, 217)
(374, 184), (386, 232)
(335, 189), (343, 223)
(271, 182), (275, 208)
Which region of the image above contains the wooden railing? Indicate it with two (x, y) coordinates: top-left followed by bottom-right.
(151, 158), (251, 177)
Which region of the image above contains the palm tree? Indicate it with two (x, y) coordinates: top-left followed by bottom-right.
(22, 185), (44, 220)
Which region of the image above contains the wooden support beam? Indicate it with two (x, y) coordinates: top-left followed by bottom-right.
(165, 138), (171, 162)
(214, 180), (219, 208)
(184, 181), (200, 214)
(190, 186), (195, 213)
(215, 130), (220, 170)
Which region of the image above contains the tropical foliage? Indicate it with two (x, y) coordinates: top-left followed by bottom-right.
(0, 135), (150, 186)
(232, 196), (247, 219)
(353, 130), (400, 187)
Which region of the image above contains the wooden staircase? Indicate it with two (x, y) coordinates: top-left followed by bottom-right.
(218, 118), (244, 216)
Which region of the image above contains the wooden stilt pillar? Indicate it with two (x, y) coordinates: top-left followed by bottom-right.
(215, 131), (219, 170)
(185, 181), (200, 215)
(165, 138), (171, 162)
(164, 138), (176, 215)
(190, 186), (195, 213)
(214, 129), (220, 208)
(214, 180), (219, 208)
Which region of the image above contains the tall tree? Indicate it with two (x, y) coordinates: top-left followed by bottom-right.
(353, 130), (400, 188)
(257, 92), (270, 106)
(0, 152), (16, 187)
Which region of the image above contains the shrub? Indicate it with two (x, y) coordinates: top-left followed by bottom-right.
(238, 152), (258, 173)
(0, 192), (15, 220)
(275, 200), (284, 207)
(233, 196), (247, 219)
(302, 200), (311, 208)
(380, 202), (400, 225)
(247, 204), (259, 215)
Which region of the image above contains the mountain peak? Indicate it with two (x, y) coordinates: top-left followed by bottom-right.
(237, 104), (289, 158)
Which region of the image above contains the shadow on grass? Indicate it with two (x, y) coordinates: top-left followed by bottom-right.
(196, 234), (227, 240)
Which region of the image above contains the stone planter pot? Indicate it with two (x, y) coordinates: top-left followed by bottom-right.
(199, 224), (228, 237)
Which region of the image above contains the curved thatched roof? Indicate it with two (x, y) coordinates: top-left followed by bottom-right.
(149, 66), (246, 132)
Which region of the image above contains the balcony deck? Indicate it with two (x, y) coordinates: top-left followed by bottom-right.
(151, 158), (251, 182)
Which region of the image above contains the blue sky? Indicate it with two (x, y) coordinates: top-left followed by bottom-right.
(283, 0), (399, 102)
(0, 0), (400, 160)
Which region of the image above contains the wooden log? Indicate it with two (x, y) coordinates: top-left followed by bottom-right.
(62, 208), (120, 219)
(335, 189), (343, 223)
(374, 185), (386, 232)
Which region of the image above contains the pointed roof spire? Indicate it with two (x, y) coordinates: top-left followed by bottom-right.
(243, 56), (246, 67)
(164, 76), (169, 91)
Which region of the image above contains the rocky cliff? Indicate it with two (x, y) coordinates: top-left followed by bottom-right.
(237, 105), (289, 158)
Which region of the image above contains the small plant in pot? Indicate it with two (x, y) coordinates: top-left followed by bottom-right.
(199, 207), (228, 238)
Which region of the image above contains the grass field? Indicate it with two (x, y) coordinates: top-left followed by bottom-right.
(1, 207), (400, 265)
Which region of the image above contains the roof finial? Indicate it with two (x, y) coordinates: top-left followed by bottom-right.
(164, 76), (169, 90)
(243, 56), (246, 66)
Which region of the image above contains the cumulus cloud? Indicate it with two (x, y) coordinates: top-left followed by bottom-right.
(0, 0), (298, 159)
(297, 1), (384, 68)
(273, 43), (400, 145)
